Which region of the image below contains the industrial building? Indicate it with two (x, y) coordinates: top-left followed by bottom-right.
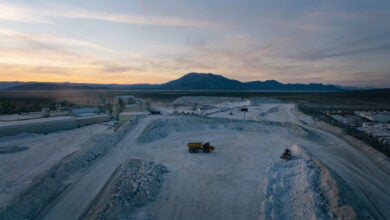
(112, 95), (150, 122)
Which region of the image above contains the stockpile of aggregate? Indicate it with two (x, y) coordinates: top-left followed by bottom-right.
(84, 159), (168, 220)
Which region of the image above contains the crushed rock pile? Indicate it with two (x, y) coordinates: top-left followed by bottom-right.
(84, 159), (168, 220)
(251, 97), (282, 104)
(173, 96), (246, 105)
(138, 116), (296, 143)
(261, 144), (356, 220)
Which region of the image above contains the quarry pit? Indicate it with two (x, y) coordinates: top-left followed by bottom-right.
(0, 97), (389, 220)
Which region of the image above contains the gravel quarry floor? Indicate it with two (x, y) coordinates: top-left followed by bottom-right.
(0, 97), (389, 219)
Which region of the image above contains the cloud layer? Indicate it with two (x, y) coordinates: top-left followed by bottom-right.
(0, 1), (389, 87)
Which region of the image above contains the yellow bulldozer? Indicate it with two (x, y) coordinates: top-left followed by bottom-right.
(187, 142), (215, 153)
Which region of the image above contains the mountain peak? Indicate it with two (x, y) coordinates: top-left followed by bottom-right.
(159, 72), (341, 91)
(180, 72), (224, 79)
(160, 72), (242, 90)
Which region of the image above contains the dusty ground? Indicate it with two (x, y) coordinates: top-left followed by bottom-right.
(0, 97), (389, 219)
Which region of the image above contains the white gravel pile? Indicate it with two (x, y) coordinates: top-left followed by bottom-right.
(137, 116), (289, 143)
(84, 159), (168, 220)
(173, 96), (246, 105)
(251, 97), (282, 104)
(261, 144), (356, 220)
(137, 115), (318, 144)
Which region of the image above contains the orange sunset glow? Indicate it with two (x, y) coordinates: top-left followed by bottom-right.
(0, 1), (389, 87)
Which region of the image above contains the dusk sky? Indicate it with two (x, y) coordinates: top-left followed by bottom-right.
(0, 0), (389, 87)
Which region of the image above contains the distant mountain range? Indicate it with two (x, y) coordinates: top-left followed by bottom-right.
(156, 73), (343, 91)
(0, 72), (374, 91)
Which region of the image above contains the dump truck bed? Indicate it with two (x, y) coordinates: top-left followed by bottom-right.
(187, 142), (203, 148)
(187, 142), (215, 153)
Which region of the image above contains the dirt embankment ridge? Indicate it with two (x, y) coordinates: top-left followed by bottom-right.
(0, 119), (140, 219)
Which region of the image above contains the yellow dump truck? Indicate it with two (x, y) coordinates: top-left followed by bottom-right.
(187, 142), (215, 153)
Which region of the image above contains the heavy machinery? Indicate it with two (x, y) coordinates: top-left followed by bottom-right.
(280, 148), (292, 160)
(187, 142), (215, 153)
